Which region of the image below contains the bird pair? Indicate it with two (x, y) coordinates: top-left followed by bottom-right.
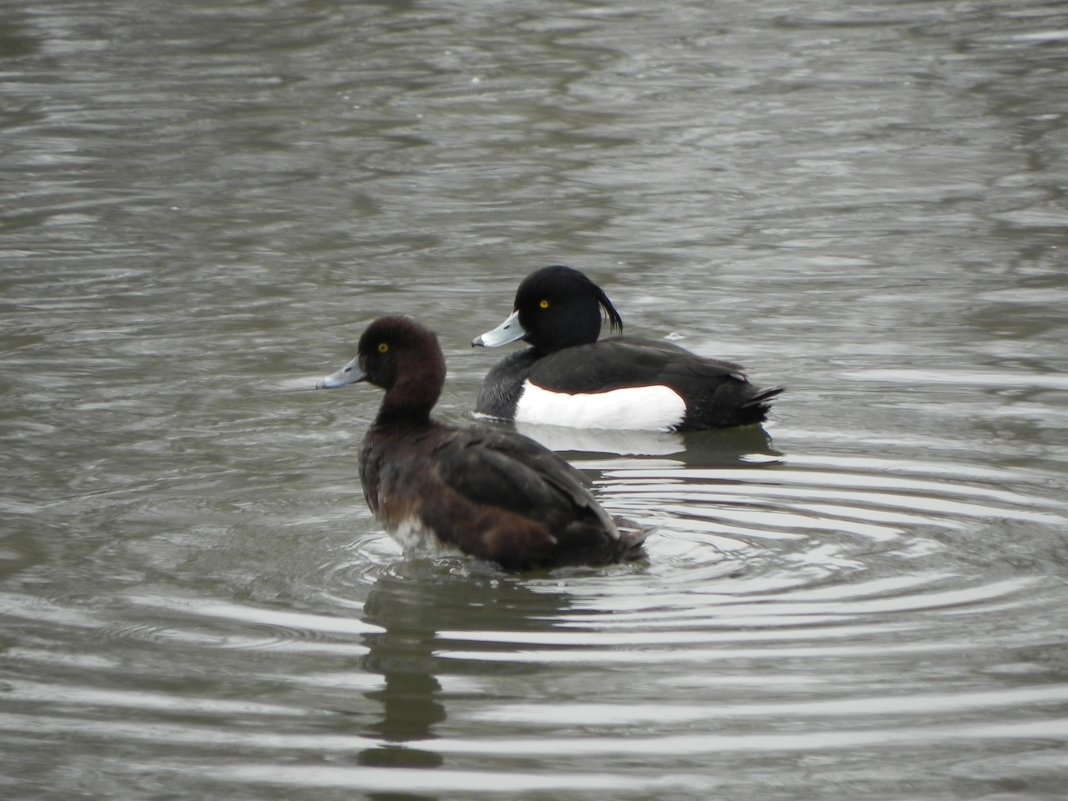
(317, 265), (781, 571)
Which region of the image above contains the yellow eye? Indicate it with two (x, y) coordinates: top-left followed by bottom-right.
(377, 342), (389, 354)
(538, 299), (550, 310)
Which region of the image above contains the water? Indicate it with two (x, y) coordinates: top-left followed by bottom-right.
(2, 1), (1067, 798)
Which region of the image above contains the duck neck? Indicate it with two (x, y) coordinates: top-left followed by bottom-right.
(372, 404), (432, 429)
(372, 371), (441, 429)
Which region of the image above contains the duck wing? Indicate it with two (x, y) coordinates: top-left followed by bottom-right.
(529, 337), (749, 394)
(435, 425), (612, 527)
(430, 425), (641, 568)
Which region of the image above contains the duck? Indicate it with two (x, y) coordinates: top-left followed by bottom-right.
(472, 265), (783, 431)
(316, 315), (649, 570)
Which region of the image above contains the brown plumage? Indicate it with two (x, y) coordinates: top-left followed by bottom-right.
(317, 315), (650, 570)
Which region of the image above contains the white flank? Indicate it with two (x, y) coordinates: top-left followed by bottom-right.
(388, 518), (466, 558)
(515, 381), (686, 431)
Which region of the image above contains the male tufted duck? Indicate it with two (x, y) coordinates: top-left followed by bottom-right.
(316, 315), (649, 570)
(472, 265), (783, 431)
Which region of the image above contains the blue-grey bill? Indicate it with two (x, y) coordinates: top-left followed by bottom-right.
(471, 309), (526, 348)
(316, 356), (367, 389)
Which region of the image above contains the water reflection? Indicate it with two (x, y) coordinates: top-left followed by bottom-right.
(355, 562), (577, 798)
(358, 568), (448, 779)
(512, 419), (780, 462)
(0, 19), (39, 60)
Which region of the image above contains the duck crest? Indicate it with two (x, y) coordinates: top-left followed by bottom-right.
(517, 265), (623, 352)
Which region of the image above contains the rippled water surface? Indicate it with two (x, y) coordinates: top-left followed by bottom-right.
(2, 1), (1068, 799)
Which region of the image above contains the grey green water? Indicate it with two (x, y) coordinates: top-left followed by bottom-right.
(2, 1), (1067, 799)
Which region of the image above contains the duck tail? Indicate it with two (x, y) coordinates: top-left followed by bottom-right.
(742, 385), (785, 410)
(612, 516), (654, 562)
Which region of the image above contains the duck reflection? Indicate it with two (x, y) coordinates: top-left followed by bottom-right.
(357, 571), (446, 776)
(514, 419), (781, 466)
(355, 561), (574, 798)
